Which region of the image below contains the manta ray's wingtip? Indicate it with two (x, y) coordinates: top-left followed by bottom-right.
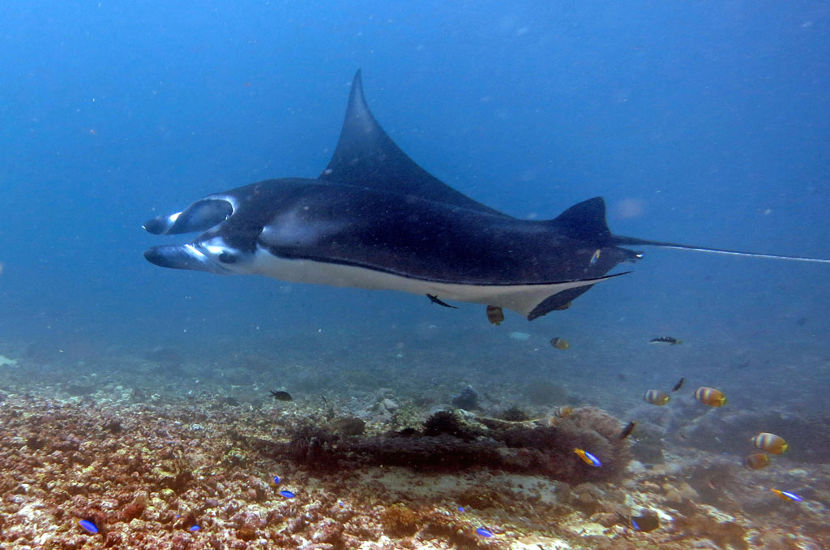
(349, 69), (363, 95)
(350, 69), (365, 102)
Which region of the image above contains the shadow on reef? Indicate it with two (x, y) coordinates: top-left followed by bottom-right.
(252, 407), (632, 484)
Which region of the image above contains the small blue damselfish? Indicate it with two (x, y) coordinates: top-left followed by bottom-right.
(279, 490), (295, 498)
(78, 520), (99, 534)
(476, 527), (494, 537)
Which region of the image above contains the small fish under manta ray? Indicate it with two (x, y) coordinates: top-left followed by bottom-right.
(143, 71), (830, 321)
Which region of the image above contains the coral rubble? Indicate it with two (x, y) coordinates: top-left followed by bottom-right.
(0, 388), (826, 549)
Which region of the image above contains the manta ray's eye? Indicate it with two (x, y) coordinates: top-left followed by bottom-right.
(218, 251), (238, 264)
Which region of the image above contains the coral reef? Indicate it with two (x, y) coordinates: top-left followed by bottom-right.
(450, 385), (480, 410)
(0, 387), (826, 549)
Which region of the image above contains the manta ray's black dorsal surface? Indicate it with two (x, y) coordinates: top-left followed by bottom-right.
(143, 71), (830, 321)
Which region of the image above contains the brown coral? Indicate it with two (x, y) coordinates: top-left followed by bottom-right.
(380, 503), (420, 537)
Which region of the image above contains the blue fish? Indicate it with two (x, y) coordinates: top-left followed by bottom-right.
(574, 448), (602, 467)
(457, 506), (465, 513)
(279, 490), (295, 498)
(189, 525), (200, 532)
(476, 527), (494, 537)
(78, 520), (99, 534)
(771, 489), (803, 502)
(273, 475), (280, 484)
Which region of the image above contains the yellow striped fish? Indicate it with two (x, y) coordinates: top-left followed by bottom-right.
(643, 389), (670, 406)
(694, 386), (726, 407)
(751, 433), (788, 454)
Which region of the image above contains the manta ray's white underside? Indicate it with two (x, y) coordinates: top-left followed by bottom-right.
(248, 245), (613, 317)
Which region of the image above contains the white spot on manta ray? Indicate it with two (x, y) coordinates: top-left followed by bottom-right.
(203, 244), (228, 256)
(260, 213), (348, 248)
(184, 243), (207, 260)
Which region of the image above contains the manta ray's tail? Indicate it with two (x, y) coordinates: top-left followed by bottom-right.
(611, 235), (830, 264)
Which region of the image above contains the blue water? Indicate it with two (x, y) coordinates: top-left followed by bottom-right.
(1, 2), (828, 400)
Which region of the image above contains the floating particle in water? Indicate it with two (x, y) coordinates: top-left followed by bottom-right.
(476, 527), (494, 537)
(279, 490), (295, 498)
(78, 520), (99, 534)
(189, 525), (200, 532)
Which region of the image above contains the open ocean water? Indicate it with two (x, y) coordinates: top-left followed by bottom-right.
(0, 2), (828, 549)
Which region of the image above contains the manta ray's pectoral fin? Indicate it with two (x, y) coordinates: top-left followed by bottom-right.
(520, 272), (631, 320)
(143, 198), (234, 235)
(320, 70), (504, 215)
(450, 272), (629, 320)
(426, 294), (458, 309)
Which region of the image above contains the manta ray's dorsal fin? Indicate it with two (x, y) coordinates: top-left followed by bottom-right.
(550, 197), (613, 243)
(321, 70), (504, 215)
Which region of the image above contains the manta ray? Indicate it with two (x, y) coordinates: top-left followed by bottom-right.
(143, 71), (829, 320)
